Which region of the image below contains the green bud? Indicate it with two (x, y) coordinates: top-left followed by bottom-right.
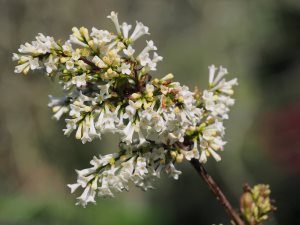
(240, 184), (275, 225)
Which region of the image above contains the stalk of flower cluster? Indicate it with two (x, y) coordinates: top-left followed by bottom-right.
(190, 159), (245, 225)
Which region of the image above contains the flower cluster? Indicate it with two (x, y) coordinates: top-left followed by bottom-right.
(68, 143), (181, 207)
(13, 11), (238, 207)
(240, 184), (276, 225)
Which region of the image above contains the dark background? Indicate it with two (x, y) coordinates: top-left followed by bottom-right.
(1, 0), (300, 224)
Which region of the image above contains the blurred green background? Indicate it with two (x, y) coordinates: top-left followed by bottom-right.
(1, 0), (300, 224)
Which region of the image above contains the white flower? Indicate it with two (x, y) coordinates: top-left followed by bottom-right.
(75, 122), (83, 140)
(14, 55), (40, 74)
(62, 41), (73, 53)
(121, 22), (132, 39)
(52, 106), (69, 120)
(182, 139), (200, 160)
(18, 33), (57, 55)
(208, 65), (238, 96)
(88, 115), (100, 139)
(12, 53), (20, 61)
(166, 163), (181, 180)
(138, 52), (150, 67)
(136, 125), (148, 146)
(92, 56), (107, 68)
(211, 78), (238, 95)
(122, 121), (135, 144)
(208, 147), (221, 162)
(14, 63), (29, 74)
(138, 51), (162, 71)
(71, 50), (81, 61)
(77, 60), (88, 70)
(63, 117), (82, 136)
(120, 63), (131, 75)
(68, 183), (81, 193)
(123, 45), (135, 57)
(30, 57), (40, 69)
(138, 40), (157, 58)
(81, 117), (93, 144)
(124, 100), (141, 119)
(70, 27), (88, 47)
(199, 137), (222, 163)
(107, 11), (121, 34)
(76, 185), (96, 207)
(130, 21), (149, 41)
(18, 43), (35, 54)
(48, 95), (68, 107)
(66, 60), (74, 70)
(72, 73), (87, 88)
(95, 105), (119, 133)
(120, 157), (135, 182)
(91, 28), (115, 43)
(199, 149), (207, 163)
(147, 60), (157, 71)
(97, 82), (112, 102)
(208, 64), (217, 86)
(152, 52), (163, 63)
(218, 95), (235, 107)
(135, 157), (148, 176)
(69, 103), (82, 118)
(44, 55), (58, 74)
(98, 185), (114, 197)
(208, 65), (227, 87)
(145, 84), (154, 93)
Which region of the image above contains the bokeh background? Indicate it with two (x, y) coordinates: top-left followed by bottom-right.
(1, 0), (300, 224)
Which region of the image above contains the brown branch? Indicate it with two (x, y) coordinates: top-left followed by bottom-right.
(79, 57), (102, 72)
(190, 159), (245, 225)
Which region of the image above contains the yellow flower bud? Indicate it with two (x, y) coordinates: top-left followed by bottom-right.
(131, 93), (141, 100)
(109, 158), (115, 165)
(152, 78), (160, 85)
(79, 27), (90, 41)
(22, 66), (30, 75)
(174, 107), (180, 114)
(146, 92), (153, 98)
(75, 123), (83, 140)
(178, 96), (184, 103)
(102, 56), (111, 65)
(107, 68), (113, 74)
(161, 73), (174, 81)
(176, 153), (184, 163)
(120, 155), (127, 161)
(134, 100), (143, 109)
(72, 27), (82, 40)
(143, 102), (152, 109)
(170, 151), (177, 159)
(52, 106), (60, 113)
(60, 57), (69, 63)
(84, 106), (92, 112)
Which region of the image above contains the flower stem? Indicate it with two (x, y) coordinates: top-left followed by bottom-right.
(190, 159), (245, 225)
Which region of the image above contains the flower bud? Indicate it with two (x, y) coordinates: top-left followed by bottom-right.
(176, 153), (184, 163)
(178, 96), (184, 103)
(161, 73), (174, 81)
(170, 151), (177, 159)
(131, 93), (141, 100)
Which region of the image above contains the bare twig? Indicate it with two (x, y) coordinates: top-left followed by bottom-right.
(190, 159), (245, 225)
